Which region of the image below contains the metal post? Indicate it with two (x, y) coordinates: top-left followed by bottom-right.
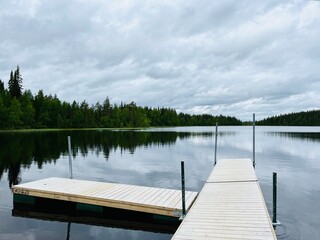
(180, 161), (186, 219)
(253, 113), (256, 168)
(66, 222), (71, 240)
(68, 136), (73, 179)
(272, 172), (277, 224)
(214, 122), (218, 166)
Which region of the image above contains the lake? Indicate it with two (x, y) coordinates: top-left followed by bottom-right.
(0, 126), (319, 239)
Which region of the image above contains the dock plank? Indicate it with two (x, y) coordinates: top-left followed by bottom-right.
(128, 186), (157, 203)
(153, 189), (177, 206)
(172, 159), (277, 240)
(150, 189), (176, 206)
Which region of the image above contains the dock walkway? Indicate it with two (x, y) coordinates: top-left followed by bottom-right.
(12, 177), (198, 218)
(172, 159), (277, 240)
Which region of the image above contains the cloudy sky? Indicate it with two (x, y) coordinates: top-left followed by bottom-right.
(0, 0), (319, 120)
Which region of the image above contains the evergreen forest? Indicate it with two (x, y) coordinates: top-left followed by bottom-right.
(0, 66), (241, 129)
(1, 66), (319, 129)
(257, 110), (320, 126)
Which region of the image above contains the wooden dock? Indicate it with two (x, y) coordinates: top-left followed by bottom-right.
(12, 159), (277, 239)
(12, 177), (198, 218)
(172, 159), (277, 240)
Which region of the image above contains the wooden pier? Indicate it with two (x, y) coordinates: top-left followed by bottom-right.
(172, 159), (277, 240)
(12, 158), (277, 239)
(12, 177), (198, 218)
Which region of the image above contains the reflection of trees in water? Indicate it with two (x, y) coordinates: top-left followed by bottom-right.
(0, 130), (220, 187)
(0, 130), (236, 187)
(8, 163), (21, 187)
(266, 132), (320, 142)
(0, 132), (60, 188)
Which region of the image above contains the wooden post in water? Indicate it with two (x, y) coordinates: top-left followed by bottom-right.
(214, 122), (218, 166)
(68, 136), (73, 179)
(253, 113), (256, 168)
(180, 161), (186, 220)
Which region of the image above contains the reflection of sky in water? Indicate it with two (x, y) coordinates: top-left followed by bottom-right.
(0, 126), (319, 239)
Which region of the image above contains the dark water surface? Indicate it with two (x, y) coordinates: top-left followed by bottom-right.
(0, 126), (319, 239)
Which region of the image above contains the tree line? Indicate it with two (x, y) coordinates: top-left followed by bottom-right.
(257, 110), (320, 126)
(0, 67), (242, 129)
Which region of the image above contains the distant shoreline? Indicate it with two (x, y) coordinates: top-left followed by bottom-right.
(1, 125), (320, 133)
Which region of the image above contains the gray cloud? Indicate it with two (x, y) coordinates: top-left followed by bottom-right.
(0, 0), (320, 120)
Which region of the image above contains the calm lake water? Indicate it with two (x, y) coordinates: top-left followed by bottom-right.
(0, 126), (319, 239)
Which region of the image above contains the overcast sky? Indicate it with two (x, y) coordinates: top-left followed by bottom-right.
(0, 1), (319, 120)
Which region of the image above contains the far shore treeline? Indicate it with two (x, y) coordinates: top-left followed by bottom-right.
(1, 66), (320, 130)
(0, 66), (241, 129)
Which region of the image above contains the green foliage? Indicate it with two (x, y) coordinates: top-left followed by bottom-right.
(257, 110), (320, 126)
(8, 98), (22, 128)
(0, 80), (4, 93)
(0, 66), (243, 129)
(0, 97), (7, 128)
(20, 91), (35, 128)
(1, 66), (319, 129)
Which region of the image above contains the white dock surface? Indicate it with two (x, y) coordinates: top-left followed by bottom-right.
(12, 177), (198, 217)
(172, 159), (277, 240)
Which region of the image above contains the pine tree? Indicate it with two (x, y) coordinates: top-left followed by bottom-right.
(0, 79), (4, 92)
(14, 65), (23, 98)
(8, 66), (23, 98)
(8, 71), (14, 97)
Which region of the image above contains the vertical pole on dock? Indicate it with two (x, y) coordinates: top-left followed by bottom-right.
(180, 161), (186, 219)
(272, 172), (277, 224)
(214, 122), (218, 166)
(68, 136), (73, 179)
(253, 113), (256, 168)
(66, 222), (71, 240)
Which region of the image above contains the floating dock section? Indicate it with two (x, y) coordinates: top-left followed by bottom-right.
(172, 159), (277, 240)
(12, 177), (198, 218)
